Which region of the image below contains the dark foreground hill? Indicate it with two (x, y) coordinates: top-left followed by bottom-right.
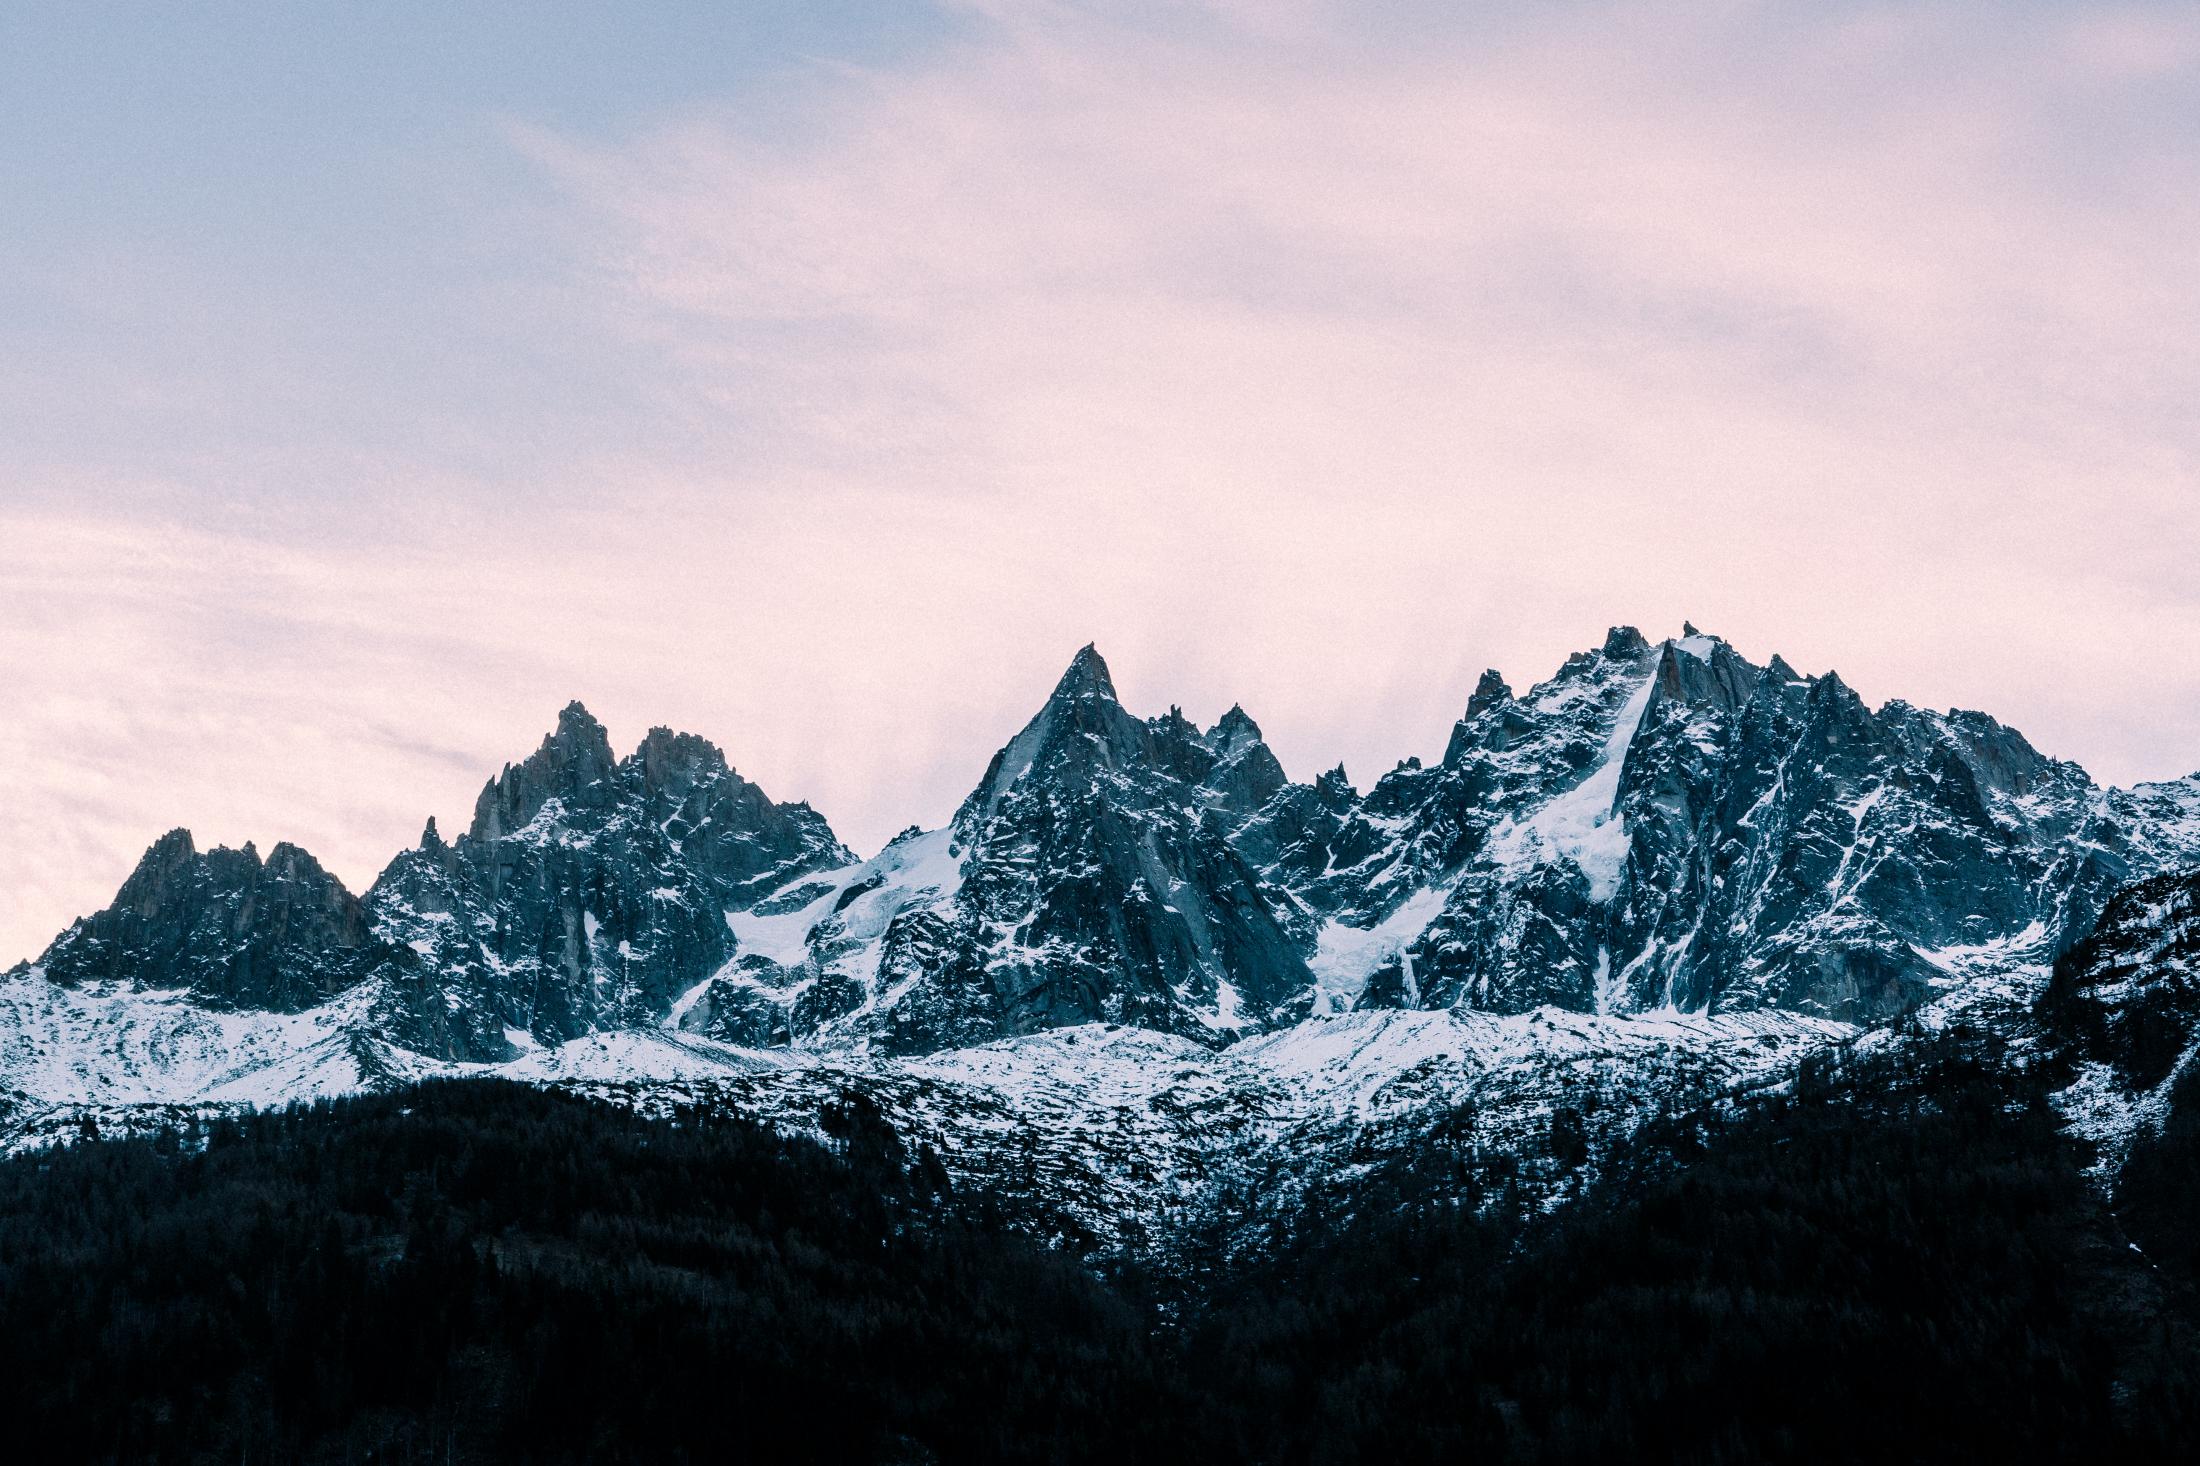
(4, 1042), (2196, 1466)
(0, 1080), (1174, 1466)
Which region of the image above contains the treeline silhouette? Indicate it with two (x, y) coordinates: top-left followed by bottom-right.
(0, 1083), (1183, 1464)
(3, 1033), (2196, 1464)
(1177, 1033), (2200, 1465)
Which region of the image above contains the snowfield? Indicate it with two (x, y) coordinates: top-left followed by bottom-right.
(0, 963), (1856, 1255)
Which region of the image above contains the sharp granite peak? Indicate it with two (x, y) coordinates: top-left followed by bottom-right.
(6, 625), (2200, 1232)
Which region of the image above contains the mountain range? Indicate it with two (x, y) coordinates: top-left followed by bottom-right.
(7, 624), (2200, 1257)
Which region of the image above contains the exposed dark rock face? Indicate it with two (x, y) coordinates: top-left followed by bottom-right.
(1196, 704), (1290, 819)
(29, 830), (382, 1011)
(708, 647), (1317, 1052)
(1246, 628), (2200, 1026)
(355, 819), (518, 1061)
(1227, 764), (1369, 935)
(362, 703), (852, 1056)
(2, 706), (851, 1065)
(2045, 865), (2200, 1103)
(2037, 858), (2200, 1252)
(9, 629), (2200, 1066)
(630, 727), (851, 907)
(888, 647), (1314, 1048)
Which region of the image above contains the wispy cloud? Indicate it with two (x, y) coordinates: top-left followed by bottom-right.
(515, 0), (2200, 759)
(5, 0), (2198, 961)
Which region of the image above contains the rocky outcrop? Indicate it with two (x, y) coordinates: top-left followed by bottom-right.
(630, 727), (851, 906)
(1259, 627), (2200, 1026)
(362, 704), (850, 1056)
(2046, 866), (2200, 1102)
(2042, 862), (2200, 1187)
(700, 646), (1317, 1052)
(28, 830), (383, 1011)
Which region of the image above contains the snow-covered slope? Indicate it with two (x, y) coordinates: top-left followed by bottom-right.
(354, 703), (852, 1061)
(2044, 865), (2200, 1182)
(681, 825), (971, 1046)
(1252, 625), (2200, 1026)
(679, 646), (1312, 1053)
(0, 953), (1852, 1258)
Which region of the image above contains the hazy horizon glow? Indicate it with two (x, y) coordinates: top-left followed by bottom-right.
(4, 0), (2199, 962)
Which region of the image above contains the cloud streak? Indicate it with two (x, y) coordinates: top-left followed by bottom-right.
(519, 0), (2200, 762)
(5, 0), (2199, 961)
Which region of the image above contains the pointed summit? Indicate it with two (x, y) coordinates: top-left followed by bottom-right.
(37, 827), (375, 1010)
(533, 701), (615, 771)
(1444, 670), (1523, 762)
(633, 725), (731, 798)
(142, 826), (198, 863)
(1196, 703), (1287, 815)
(470, 702), (620, 843)
(959, 645), (1143, 827)
(919, 646), (1316, 1048)
(625, 725), (854, 905)
(1650, 627), (1758, 715)
(1048, 643), (1118, 705)
(263, 841), (318, 874)
(1206, 703), (1265, 760)
(1801, 667), (1878, 747)
(1466, 669), (1513, 720)
(108, 828), (203, 915)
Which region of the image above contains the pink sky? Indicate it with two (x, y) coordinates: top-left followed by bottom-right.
(5, 1), (2199, 962)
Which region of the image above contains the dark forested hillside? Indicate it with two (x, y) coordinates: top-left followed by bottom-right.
(1180, 1033), (2200, 1465)
(0, 1082), (1185, 1465)
(4, 1047), (2197, 1465)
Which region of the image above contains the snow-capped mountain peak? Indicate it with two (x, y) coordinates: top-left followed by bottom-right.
(469, 699), (621, 844)
(9, 627), (2200, 1186)
(8, 625), (2200, 1274)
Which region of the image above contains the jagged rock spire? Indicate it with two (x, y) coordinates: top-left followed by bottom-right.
(34, 827), (378, 1012)
(957, 645), (1148, 827)
(883, 643), (1316, 1049)
(469, 701), (619, 843)
(1049, 643), (1118, 704)
(1466, 669), (1512, 720)
(1206, 703), (1265, 758)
